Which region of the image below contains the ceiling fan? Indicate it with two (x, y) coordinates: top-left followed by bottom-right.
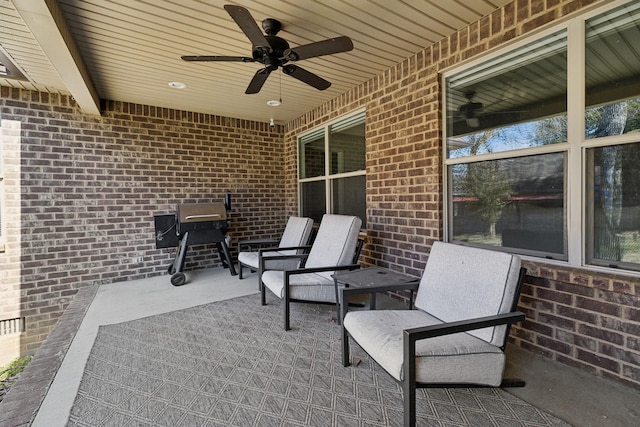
(456, 90), (526, 129)
(458, 91), (483, 127)
(181, 5), (354, 94)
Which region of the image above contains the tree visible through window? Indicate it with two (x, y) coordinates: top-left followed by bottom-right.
(445, 0), (640, 272)
(585, 1), (640, 269)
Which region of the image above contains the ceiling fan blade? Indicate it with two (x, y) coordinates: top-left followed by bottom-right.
(245, 68), (271, 94)
(284, 36), (353, 61)
(282, 65), (331, 91)
(224, 5), (271, 51)
(181, 55), (255, 62)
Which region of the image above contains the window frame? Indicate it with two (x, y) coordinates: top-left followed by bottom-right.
(0, 118), (5, 252)
(297, 109), (366, 225)
(442, 0), (640, 277)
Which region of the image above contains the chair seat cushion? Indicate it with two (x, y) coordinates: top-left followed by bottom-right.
(238, 250), (301, 271)
(343, 309), (506, 385)
(261, 270), (337, 303)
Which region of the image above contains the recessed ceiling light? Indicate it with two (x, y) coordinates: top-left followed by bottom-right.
(267, 99), (281, 106)
(168, 81), (187, 89)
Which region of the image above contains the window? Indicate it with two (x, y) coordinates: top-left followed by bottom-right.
(585, 1), (640, 270)
(0, 118), (5, 251)
(585, 1), (640, 138)
(449, 153), (566, 256)
(298, 110), (366, 226)
(444, 0), (640, 273)
(587, 143), (640, 269)
(0, 118), (19, 253)
(445, 31), (568, 259)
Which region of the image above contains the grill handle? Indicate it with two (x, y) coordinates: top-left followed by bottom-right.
(184, 214), (222, 220)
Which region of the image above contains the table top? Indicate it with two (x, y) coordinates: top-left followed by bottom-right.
(332, 267), (419, 288)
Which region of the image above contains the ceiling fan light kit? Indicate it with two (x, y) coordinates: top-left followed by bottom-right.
(465, 117), (480, 127)
(181, 5), (353, 95)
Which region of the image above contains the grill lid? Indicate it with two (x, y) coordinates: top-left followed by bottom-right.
(177, 202), (227, 223)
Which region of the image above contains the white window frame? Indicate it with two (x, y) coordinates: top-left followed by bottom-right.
(442, 0), (640, 278)
(0, 118), (5, 252)
(297, 109), (366, 222)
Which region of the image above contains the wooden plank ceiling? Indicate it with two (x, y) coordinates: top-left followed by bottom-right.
(1, 0), (512, 124)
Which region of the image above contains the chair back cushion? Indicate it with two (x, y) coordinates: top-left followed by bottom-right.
(414, 241), (522, 346)
(305, 214), (362, 279)
(279, 216), (314, 248)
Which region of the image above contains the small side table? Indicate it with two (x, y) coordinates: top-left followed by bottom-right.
(332, 267), (420, 322)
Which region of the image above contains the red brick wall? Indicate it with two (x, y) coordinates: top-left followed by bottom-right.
(518, 263), (640, 389)
(0, 88), (286, 355)
(284, 0), (639, 390)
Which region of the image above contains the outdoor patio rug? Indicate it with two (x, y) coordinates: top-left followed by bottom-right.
(68, 294), (571, 426)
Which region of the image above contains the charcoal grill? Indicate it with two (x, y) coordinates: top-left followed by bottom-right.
(155, 201), (237, 285)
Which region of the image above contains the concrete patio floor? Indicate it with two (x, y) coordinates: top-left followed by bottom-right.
(2, 267), (638, 426)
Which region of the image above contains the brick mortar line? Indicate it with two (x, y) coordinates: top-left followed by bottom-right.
(0, 285), (99, 427)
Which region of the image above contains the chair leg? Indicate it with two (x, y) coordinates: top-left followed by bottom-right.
(284, 301), (290, 330)
(403, 379), (416, 427)
(259, 260), (267, 305)
(341, 291), (351, 366)
(341, 325), (350, 367)
(333, 280), (341, 325)
(284, 293), (290, 331)
(500, 378), (526, 387)
(238, 263), (244, 279)
(403, 334), (417, 427)
(284, 273), (291, 330)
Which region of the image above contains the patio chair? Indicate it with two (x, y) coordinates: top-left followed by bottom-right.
(237, 216), (314, 279)
(260, 214), (363, 330)
(341, 241), (527, 427)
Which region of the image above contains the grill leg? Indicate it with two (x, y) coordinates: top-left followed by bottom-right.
(169, 232), (190, 286)
(169, 231), (189, 275)
(217, 240), (237, 276)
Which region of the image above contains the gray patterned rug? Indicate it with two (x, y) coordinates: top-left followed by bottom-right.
(68, 294), (571, 426)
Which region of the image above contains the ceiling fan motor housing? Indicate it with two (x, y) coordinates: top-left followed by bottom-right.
(261, 18), (282, 35)
(252, 18), (289, 68)
(253, 35), (290, 66)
